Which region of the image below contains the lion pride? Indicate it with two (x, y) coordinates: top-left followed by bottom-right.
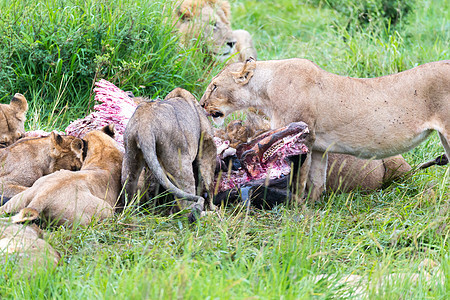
(0, 125), (123, 226)
(0, 133), (83, 199)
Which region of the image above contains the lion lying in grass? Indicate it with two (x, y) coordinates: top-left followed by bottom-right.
(1, 214), (60, 271)
(174, 0), (257, 63)
(309, 259), (444, 299)
(122, 88), (216, 222)
(0, 125), (123, 226)
(0, 133), (83, 199)
(0, 93), (28, 148)
(200, 58), (449, 201)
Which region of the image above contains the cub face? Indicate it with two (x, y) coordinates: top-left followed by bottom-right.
(50, 133), (84, 172)
(200, 58), (256, 125)
(0, 93), (28, 148)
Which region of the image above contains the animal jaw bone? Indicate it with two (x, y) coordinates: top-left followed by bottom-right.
(216, 122), (311, 192)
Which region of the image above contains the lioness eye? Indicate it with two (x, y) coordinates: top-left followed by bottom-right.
(212, 84), (217, 92)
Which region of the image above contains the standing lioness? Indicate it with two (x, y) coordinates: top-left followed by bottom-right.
(200, 58), (450, 201)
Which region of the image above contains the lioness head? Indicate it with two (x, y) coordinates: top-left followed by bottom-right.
(174, 0), (237, 59)
(200, 57), (256, 125)
(82, 124), (116, 151)
(0, 93), (28, 148)
(81, 124), (122, 165)
(50, 132), (84, 172)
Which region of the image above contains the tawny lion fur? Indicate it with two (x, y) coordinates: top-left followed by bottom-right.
(0, 133), (84, 198)
(122, 88), (217, 221)
(0, 125), (123, 226)
(0, 93), (28, 148)
(174, 0), (257, 63)
(1, 214), (60, 271)
(200, 58), (449, 201)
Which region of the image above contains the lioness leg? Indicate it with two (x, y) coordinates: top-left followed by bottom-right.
(197, 133), (217, 210)
(172, 165), (201, 209)
(166, 153), (206, 221)
(382, 155), (412, 182)
(307, 150), (328, 204)
(56, 195), (113, 226)
(438, 132), (450, 159)
(121, 145), (145, 205)
(28, 193), (114, 226)
(291, 129), (316, 205)
(0, 187), (35, 214)
(292, 153), (311, 205)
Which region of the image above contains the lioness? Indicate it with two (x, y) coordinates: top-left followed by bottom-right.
(0, 133), (83, 199)
(122, 88), (217, 222)
(0, 93), (28, 148)
(0, 125), (123, 226)
(200, 58), (450, 201)
(174, 0), (257, 63)
(1, 211), (60, 271)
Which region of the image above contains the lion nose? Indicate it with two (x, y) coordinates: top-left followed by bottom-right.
(227, 40), (236, 49)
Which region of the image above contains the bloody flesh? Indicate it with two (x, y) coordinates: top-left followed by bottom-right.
(215, 122), (310, 192)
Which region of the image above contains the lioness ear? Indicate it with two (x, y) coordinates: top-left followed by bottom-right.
(165, 87), (198, 104)
(51, 132), (64, 147)
(165, 87), (184, 100)
(71, 138), (84, 154)
(231, 57), (256, 85)
(10, 93), (28, 113)
(177, 2), (193, 20)
(101, 124), (115, 138)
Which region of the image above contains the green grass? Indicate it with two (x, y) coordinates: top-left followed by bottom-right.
(0, 0), (224, 130)
(1, 0), (449, 298)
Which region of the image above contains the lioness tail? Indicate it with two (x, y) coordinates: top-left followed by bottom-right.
(142, 136), (204, 204)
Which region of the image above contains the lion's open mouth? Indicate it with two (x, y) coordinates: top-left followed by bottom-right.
(215, 122), (310, 192)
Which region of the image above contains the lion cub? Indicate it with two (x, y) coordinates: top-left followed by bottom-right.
(122, 88), (216, 222)
(0, 133), (83, 199)
(0, 125), (123, 226)
(0, 93), (28, 148)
